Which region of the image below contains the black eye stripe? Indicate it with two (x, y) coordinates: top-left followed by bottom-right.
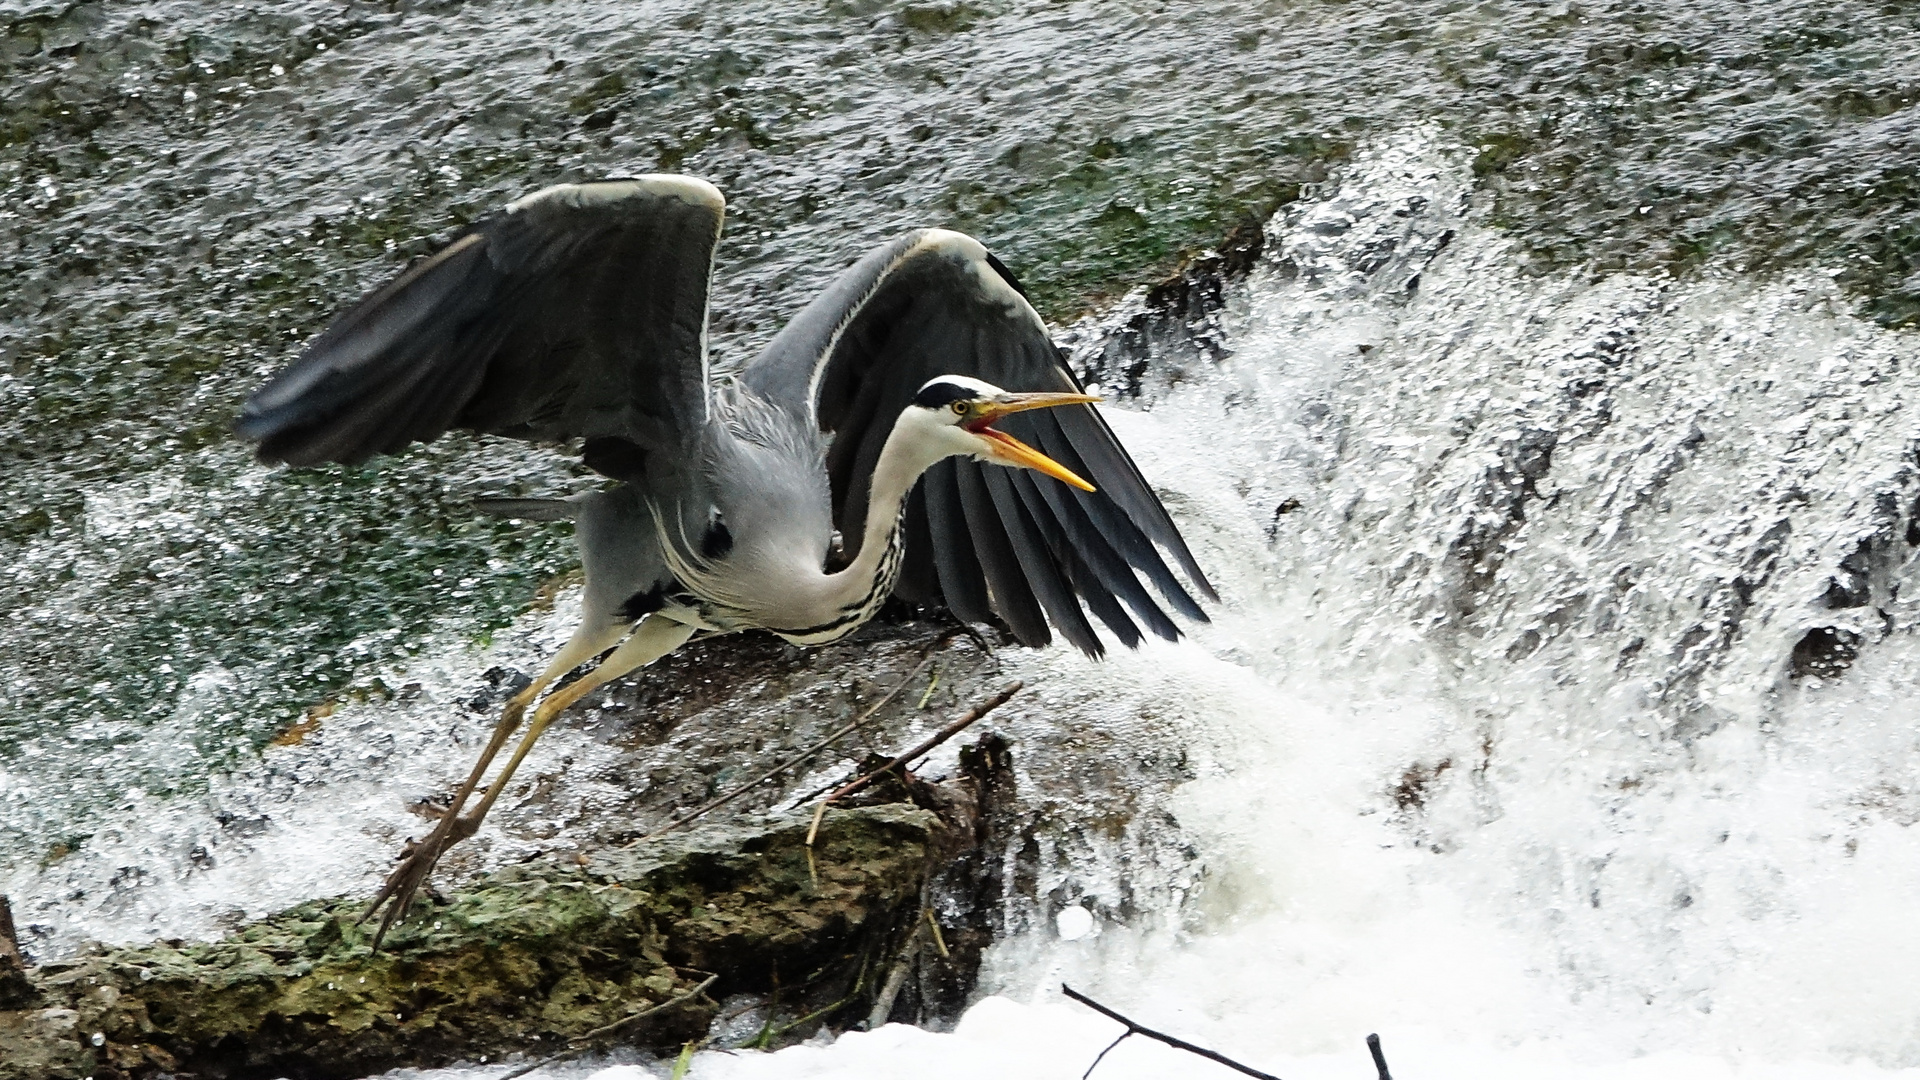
(913, 381), (975, 410)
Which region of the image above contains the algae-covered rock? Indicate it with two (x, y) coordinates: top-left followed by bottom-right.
(0, 805), (942, 1080)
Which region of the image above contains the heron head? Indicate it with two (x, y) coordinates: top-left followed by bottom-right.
(908, 376), (1100, 492)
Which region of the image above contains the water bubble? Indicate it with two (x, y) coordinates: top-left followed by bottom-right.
(1055, 904), (1093, 941)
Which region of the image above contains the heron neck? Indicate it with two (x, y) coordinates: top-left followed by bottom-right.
(834, 422), (945, 595)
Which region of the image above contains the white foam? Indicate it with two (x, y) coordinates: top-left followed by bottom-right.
(661, 132), (1920, 1079)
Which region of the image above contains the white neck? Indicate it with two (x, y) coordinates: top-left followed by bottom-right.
(827, 413), (954, 598)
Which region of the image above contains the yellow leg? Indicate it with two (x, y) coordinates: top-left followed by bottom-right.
(434, 619), (632, 830)
(361, 616), (650, 944)
(461, 616), (699, 828)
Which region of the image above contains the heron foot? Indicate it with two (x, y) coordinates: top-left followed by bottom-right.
(359, 814), (481, 949)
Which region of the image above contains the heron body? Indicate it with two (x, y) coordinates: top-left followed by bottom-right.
(236, 176), (1214, 941)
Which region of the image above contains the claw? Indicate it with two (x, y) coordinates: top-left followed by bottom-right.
(358, 821), (467, 950)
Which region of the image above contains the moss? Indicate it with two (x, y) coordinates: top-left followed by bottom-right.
(898, 3), (989, 37)
(0, 806), (940, 1079)
(1471, 133), (1533, 178)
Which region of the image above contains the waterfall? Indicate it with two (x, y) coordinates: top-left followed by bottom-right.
(687, 133), (1920, 1077)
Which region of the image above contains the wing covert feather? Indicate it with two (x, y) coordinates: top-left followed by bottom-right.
(237, 176), (725, 467)
(747, 227), (1213, 655)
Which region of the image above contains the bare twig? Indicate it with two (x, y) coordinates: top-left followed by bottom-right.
(865, 916), (925, 1030)
(1083, 1031), (1132, 1080)
(825, 681), (1022, 802)
(669, 1040), (699, 1080)
(923, 908), (950, 959)
(1061, 983), (1284, 1080)
(804, 680), (1021, 849)
(805, 798), (831, 852)
(785, 661), (1004, 809)
(1367, 1033), (1393, 1080)
(493, 974), (718, 1080)
(633, 650), (941, 844)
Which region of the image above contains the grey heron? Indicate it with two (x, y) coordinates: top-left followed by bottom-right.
(236, 176), (1214, 942)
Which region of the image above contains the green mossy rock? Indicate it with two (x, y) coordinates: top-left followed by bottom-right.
(0, 805), (941, 1080)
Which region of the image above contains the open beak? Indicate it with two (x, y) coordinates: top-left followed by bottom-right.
(965, 392), (1102, 493)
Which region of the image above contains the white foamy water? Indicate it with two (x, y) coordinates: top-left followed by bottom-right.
(13, 133), (1920, 1079)
(665, 134), (1920, 1078)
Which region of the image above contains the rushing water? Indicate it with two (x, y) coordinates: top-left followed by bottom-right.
(33, 129), (1920, 1080)
(9, 1), (1920, 1077)
(650, 133), (1920, 1079)
(9, 0), (1920, 855)
(625, 132), (1920, 1080)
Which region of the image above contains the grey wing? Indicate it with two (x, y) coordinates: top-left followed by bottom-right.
(742, 228), (1215, 657)
(235, 176), (725, 468)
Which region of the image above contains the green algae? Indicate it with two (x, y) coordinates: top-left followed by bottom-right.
(0, 806), (939, 1079)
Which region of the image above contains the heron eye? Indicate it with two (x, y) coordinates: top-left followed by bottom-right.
(950, 401), (968, 416)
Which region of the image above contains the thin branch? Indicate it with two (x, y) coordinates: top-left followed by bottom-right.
(1083, 1031), (1132, 1080)
(923, 908), (950, 959)
(494, 974), (718, 1080)
(1367, 1033), (1393, 1080)
(825, 681), (1022, 802)
(784, 657), (994, 809)
(0, 893), (30, 1007)
(806, 680), (1021, 849)
(1062, 983), (1284, 1080)
(806, 798), (831, 854)
(633, 649), (942, 844)
(864, 915), (925, 1030)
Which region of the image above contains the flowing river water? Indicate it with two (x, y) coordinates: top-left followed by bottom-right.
(7, 2), (1920, 1077)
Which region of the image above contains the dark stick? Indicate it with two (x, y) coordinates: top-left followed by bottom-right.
(1083, 1031), (1132, 1080)
(826, 681), (1022, 802)
(1061, 983), (1284, 1080)
(1367, 1033), (1392, 1080)
(0, 893), (30, 1007)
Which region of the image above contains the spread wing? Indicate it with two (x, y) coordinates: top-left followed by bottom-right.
(742, 229), (1215, 657)
(236, 176), (725, 470)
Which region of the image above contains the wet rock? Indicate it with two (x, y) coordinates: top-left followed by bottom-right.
(1071, 218), (1271, 399)
(0, 805), (951, 1080)
(1790, 627), (1862, 682)
(0, 897), (37, 1011)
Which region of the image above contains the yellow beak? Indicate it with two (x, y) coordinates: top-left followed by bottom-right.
(967, 392), (1102, 493)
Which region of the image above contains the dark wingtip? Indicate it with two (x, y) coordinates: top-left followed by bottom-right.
(983, 251), (1031, 299)
(234, 396), (307, 465)
(232, 396), (285, 444)
(1073, 637), (1108, 660)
